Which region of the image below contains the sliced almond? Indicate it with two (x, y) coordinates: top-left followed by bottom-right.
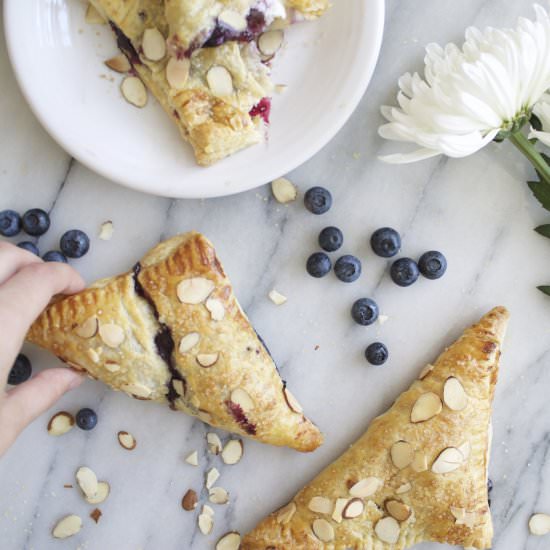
(105, 55), (130, 73)
(268, 289), (288, 305)
(411, 452), (428, 473)
(185, 451), (199, 466)
(117, 431), (137, 450)
(166, 57), (190, 89)
(312, 518), (334, 542)
(206, 297), (225, 321)
(258, 30), (284, 58)
(207, 433), (222, 455)
(98, 323), (124, 348)
(395, 482), (412, 495)
(47, 412), (75, 436)
(182, 489), (198, 511)
(206, 66), (234, 97)
(76, 467), (98, 499)
(411, 392), (442, 423)
(342, 498), (364, 519)
(386, 500), (411, 522)
(87, 348), (101, 363)
(206, 467), (220, 489)
(276, 502), (296, 524)
(349, 477), (382, 498)
(230, 388), (254, 412)
(308, 496), (332, 515)
(75, 316), (98, 339)
(457, 441), (471, 461)
(52, 514), (82, 539)
(391, 441), (414, 469)
(121, 76), (148, 108)
(121, 383), (151, 399)
(375, 516), (400, 544)
(332, 498), (348, 523)
(218, 9), (247, 31)
(179, 332), (200, 353)
(85, 4), (104, 24)
(177, 277), (215, 304)
(221, 439), (243, 465)
(99, 220), (114, 240)
(444, 377), (468, 411)
(418, 363), (434, 380)
(450, 506), (476, 528)
(86, 481), (110, 505)
(209, 486), (229, 505)
(529, 513), (550, 536)
(173, 379), (185, 397)
(216, 532), (241, 550)
(142, 27), (166, 61)
(198, 512), (214, 535)
(283, 387), (303, 414)
(432, 447), (464, 474)
(104, 360), (120, 372)
(271, 177), (297, 204)
(197, 353), (219, 368)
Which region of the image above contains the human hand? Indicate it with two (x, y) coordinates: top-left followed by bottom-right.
(0, 242), (86, 456)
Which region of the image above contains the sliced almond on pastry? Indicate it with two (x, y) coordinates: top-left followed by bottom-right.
(177, 277), (215, 304)
(166, 57), (190, 89)
(348, 477), (381, 498)
(312, 518), (334, 542)
(276, 502), (296, 524)
(258, 30), (284, 58)
(431, 447), (464, 474)
(142, 27), (166, 61)
(218, 9), (247, 31)
(207, 66), (234, 97)
(410, 392), (442, 423)
(197, 353), (219, 367)
(308, 496), (332, 514)
(283, 387), (303, 414)
(231, 388), (254, 412)
(386, 500), (411, 522)
(75, 316), (98, 339)
(98, 323), (124, 348)
(375, 516), (400, 544)
(342, 498), (364, 519)
(391, 440), (414, 469)
(206, 297), (225, 321)
(444, 377), (468, 411)
(179, 332), (200, 353)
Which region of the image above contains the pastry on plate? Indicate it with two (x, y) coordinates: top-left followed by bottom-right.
(242, 307), (509, 549)
(26, 232), (322, 452)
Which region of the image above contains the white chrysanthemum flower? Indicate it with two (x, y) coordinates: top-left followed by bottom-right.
(529, 92), (550, 146)
(379, 4), (550, 163)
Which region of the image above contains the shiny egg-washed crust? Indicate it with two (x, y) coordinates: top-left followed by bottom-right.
(242, 307), (509, 549)
(27, 233), (323, 452)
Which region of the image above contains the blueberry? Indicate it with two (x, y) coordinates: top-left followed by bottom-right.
(8, 354), (32, 385)
(306, 252), (332, 278)
(370, 227), (401, 258)
(60, 230), (90, 259)
(487, 478), (493, 493)
(418, 251), (447, 280)
(390, 257), (420, 287)
(318, 226), (343, 252)
(351, 298), (379, 326)
(22, 208), (50, 236)
(43, 250), (68, 263)
(334, 255), (361, 283)
(76, 408), (98, 431)
(365, 342), (389, 366)
(17, 241), (39, 256)
(304, 187), (332, 215)
(0, 210), (22, 237)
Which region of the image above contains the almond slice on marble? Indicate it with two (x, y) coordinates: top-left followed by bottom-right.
(206, 467), (220, 489)
(166, 57), (190, 89)
(375, 516), (400, 544)
(443, 377), (468, 411)
(391, 441), (414, 469)
(411, 451), (428, 473)
(203, 504), (215, 517)
(218, 9), (247, 31)
(76, 467), (98, 499)
(529, 513), (550, 536)
(206, 66), (234, 97)
(105, 55), (130, 73)
(395, 482), (412, 495)
(308, 496), (332, 514)
(207, 433), (223, 455)
(182, 489), (198, 511)
(271, 177), (297, 204)
(312, 518), (334, 542)
(85, 4), (105, 24)
(198, 512), (214, 535)
(52, 514), (82, 539)
(268, 289), (287, 305)
(283, 387), (303, 414)
(177, 278), (215, 304)
(332, 498), (348, 523)
(197, 353), (219, 368)
(121, 383), (152, 399)
(209, 486), (229, 505)
(206, 297), (225, 321)
(386, 500), (411, 522)
(179, 332), (200, 353)
(349, 477), (382, 498)
(75, 316), (98, 339)
(431, 447), (464, 474)
(86, 481), (110, 505)
(98, 323), (125, 348)
(47, 412), (75, 436)
(117, 431), (137, 450)
(342, 498), (364, 519)
(276, 502), (296, 524)
(221, 439), (243, 465)
(258, 30), (284, 58)
(185, 451), (199, 466)
(121, 76), (148, 108)
(230, 388), (254, 412)
(99, 220), (114, 240)
(410, 392), (442, 423)
(142, 27), (166, 61)
(418, 363), (434, 380)
(216, 532), (241, 550)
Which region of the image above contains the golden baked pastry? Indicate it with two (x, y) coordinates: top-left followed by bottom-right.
(26, 233), (322, 452)
(242, 307), (509, 549)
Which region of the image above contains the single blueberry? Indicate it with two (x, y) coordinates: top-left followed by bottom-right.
(418, 251), (447, 280)
(390, 257), (420, 287)
(0, 210), (22, 237)
(334, 255), (361, 283)
(60, 230), (90, 259)
(17, 241), (39, 256)
(8, 354), (32, 385)
(306, 252), (332, 278)
(370, 227), (401, 258)
(304, 187), (332, 215)
(365, 342), (389, 366)
(76, 408), (98, 431)
(22, 208), (50, 236)
(487, 478), (493, 493)
(43, 250), (68, 263)
(351, 298), (379, 326)
(318, 226), (343, 252)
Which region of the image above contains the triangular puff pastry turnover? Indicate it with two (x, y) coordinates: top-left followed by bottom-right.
(242, 307), (509, 549)
(26, 233), (322, 452)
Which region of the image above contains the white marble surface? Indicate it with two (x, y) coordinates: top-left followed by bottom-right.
(1, 1), (550, 549)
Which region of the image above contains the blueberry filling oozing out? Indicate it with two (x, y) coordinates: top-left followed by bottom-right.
(110, 22), (141, 66)
(203, 8), (267, 49)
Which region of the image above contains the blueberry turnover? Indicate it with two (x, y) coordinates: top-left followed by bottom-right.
(242, 307), (509, 550)
(27, 233), (322, 452)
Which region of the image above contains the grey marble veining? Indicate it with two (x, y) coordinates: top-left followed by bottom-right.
(1, 0), (550, 548)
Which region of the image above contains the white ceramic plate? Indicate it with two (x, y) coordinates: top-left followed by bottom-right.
(4, 0), (384, 198)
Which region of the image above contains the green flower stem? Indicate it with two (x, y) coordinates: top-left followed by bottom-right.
(509, 130), (550, 185)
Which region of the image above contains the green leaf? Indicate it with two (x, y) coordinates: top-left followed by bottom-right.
(538, 285), (550, 297)
(528, 180), (550, 211)
(535, 224), (550, 238)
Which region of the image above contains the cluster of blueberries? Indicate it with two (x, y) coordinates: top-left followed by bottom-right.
(303, 187), (447, 366)
(0, 208), (90, 261)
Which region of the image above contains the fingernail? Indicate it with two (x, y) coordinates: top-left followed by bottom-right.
(68, 374), (84, 390)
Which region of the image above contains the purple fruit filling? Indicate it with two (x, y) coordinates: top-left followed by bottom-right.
(110, 22), (141, 66)
(249, 97), (271, 124)
(226, 401), (257, 435)
(203, 9), (267, 48)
